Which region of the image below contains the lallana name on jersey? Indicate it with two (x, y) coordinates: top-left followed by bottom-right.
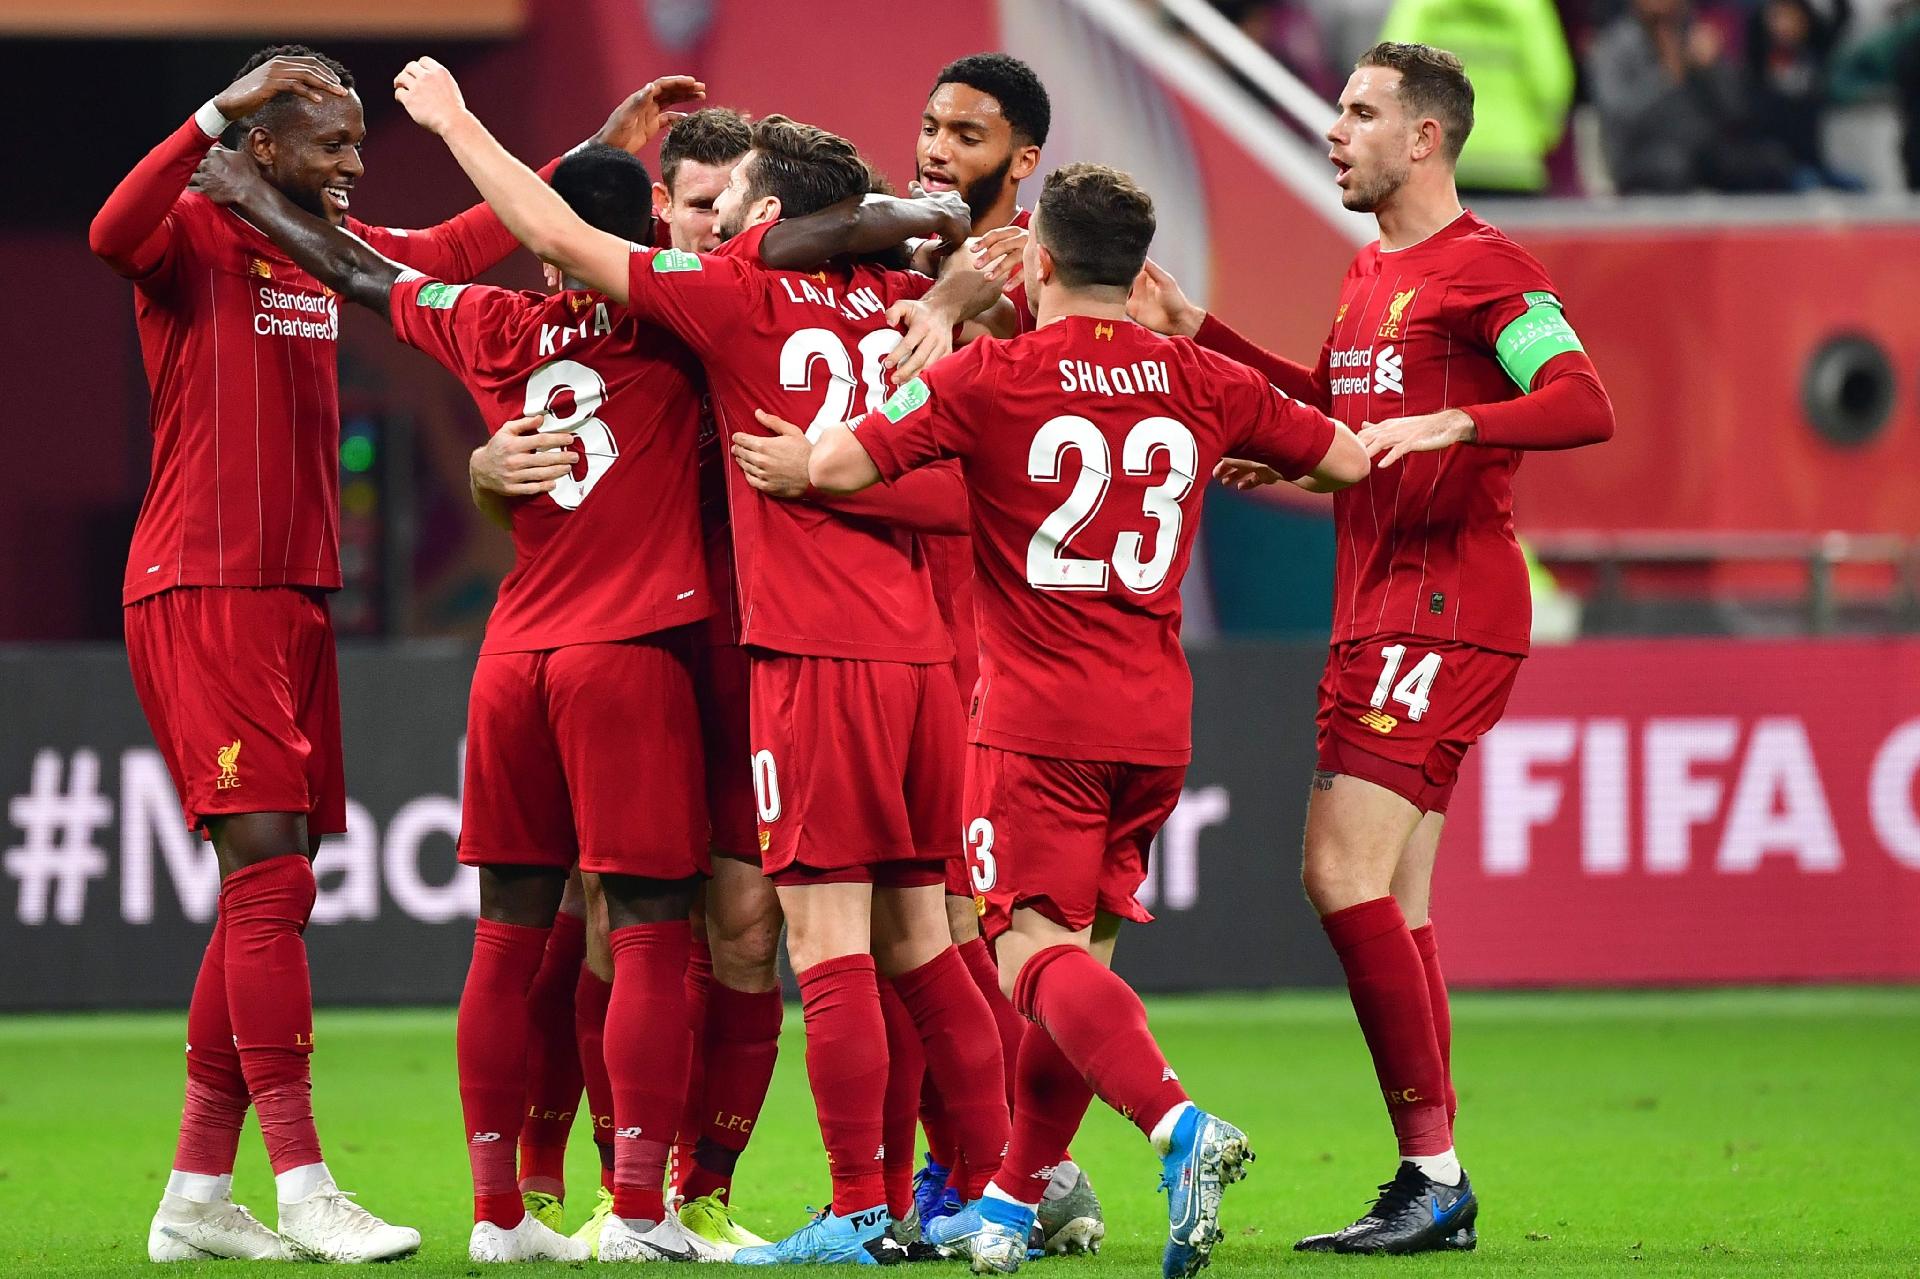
(776, 276), (886, 323)
(1056, 358), (1170, 397)
(253, 284), (338, 340)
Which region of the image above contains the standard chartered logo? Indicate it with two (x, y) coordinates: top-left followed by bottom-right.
(1373, 345), (1403, 396)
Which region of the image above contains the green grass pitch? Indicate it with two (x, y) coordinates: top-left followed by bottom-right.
(3, 989), (1917, 1276)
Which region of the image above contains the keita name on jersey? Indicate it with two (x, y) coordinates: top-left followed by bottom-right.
(538, 302), (615, 356)
(1056, 358), (1171, 397)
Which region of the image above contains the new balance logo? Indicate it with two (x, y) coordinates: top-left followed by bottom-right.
(874, 1144), (887, 1161)
(616, 1126), (643, 1139)
(1373, 345), (1403, 396)
(470, 1131), (501, 1143)
(1162, 1067), (1180, 1082)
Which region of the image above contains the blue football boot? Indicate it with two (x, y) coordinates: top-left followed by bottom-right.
(1157, 1108), (1254, 1278)
(731, 1205), (903, 1266)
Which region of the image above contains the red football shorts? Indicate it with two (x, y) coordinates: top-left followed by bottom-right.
(124, 586), (345, 835)
(748, 653), (963, 877)
(461, 633), (708, 879)
(693, 640), (759, 862)
(1315, 635), (1524, 814)
(962, 745), (1185, 943)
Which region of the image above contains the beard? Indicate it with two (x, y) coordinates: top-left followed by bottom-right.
(1341, 158), (1410, 214)
(959, 154), (1014, 224)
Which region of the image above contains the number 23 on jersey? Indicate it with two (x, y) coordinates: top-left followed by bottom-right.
(1027, 415), (1198, 595)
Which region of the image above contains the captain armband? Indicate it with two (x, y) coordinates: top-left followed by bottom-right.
(1493, 291), (1584, 391)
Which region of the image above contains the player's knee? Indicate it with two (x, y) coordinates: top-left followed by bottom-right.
(944, 892), (981, 942)
(477, 864), (568, 926)
(1300, 849), (1371, 918)
(710, 912), (781, 990)
(209, 812), (312, 877)
(599, 873), (699, 928)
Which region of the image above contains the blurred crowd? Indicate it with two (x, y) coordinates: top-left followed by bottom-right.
(1201, 0), (1920, 197)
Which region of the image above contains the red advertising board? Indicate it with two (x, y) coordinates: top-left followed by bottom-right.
(1437, 639), (1920, 985)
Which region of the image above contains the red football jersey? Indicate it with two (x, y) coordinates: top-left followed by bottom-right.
(854, 315), (1338, 765)
(389, 273), (709, 654)
(1003, 206), (1035, 335)
(109, 119), (527, 605)
(1311, 211), (1558, 655)
(622, 220), (951, 664)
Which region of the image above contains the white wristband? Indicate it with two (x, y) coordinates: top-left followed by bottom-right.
(194, 99), (230, 139)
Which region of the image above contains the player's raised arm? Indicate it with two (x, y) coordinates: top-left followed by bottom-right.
(90, 54), (348, 278)
(360, 75), (702, 284)
(190, 147), (403, 315)
(1131, 259), (1333, 411)
(758, 186), (970, 270)
(393, 57), (633, 302)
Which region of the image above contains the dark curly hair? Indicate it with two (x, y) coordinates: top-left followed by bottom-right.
(226, 43), (356, 137)
(931, 52), (1051, 146)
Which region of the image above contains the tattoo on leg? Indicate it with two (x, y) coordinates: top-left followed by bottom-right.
(1312, 770), (1337, 792)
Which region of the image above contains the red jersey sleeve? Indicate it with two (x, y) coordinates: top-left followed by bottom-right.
(1194, 311), (1329, 411)
(348, 154), (566, 284)
(621, 234), (759, 356)
(387, 273), (538, 383)
(1447, 242), (1613, 449)
(89, 110), (223, 285)
(1229, 364), (1340, 481)
(849, 340), (995, 482)
(812, 462), (968, 534)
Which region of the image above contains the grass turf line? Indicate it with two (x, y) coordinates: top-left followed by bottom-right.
(2, 989), (1916, 1276)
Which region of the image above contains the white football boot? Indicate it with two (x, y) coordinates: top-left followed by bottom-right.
(148, 1191), (289, 1261)
(470, 1213), (590, 1262)
(599, 1211), (736, 1263)
(277, 1186), (421, 1262)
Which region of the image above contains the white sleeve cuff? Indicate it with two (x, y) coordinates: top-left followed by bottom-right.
(193, 99), (230, 139)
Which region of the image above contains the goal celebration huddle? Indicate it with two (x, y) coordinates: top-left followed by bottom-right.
(94, 34), (1610, 1275)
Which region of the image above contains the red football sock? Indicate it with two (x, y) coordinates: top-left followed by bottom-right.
(958, 937), (1023, 1111)
(1012, 944), (1187, 1142)
(919, 1072), (957, 1169)
(1409, 921), (1458, 1128)
(457, 917), (550, 1226)
(893, 946), (1008, 1198)
(574, 967), (616, 1191)
(681, 982), (783, 1204)
(1323, 897), (1451, 1157)
(607, 922), (693, 1224)
(794, 954), (889, 1216)
(673, 936), (713, 1193)
(880, 979), (925, 1220)
(173, 913), (249, 1176)
(996, 1022), (1096, 1204)
(518, 909), (585, 1197)
(220, 854), (322, 1176)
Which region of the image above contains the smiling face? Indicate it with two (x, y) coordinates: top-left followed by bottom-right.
(245, 89), (366, 225)
(916, 82), (1035, 226)
(1325, 67), (1415, 213)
